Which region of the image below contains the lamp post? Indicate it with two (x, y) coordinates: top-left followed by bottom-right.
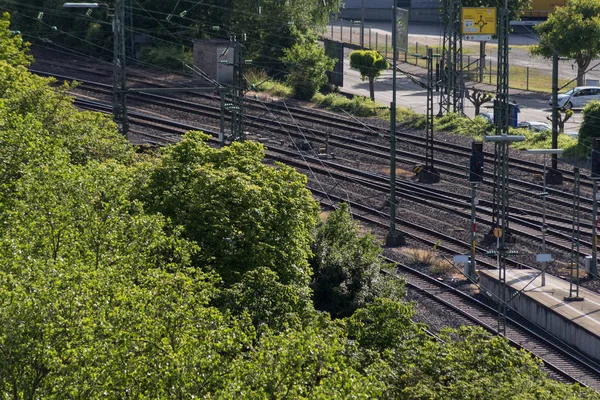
(526, 148), (564, 286)
(64, 1), (128, 137)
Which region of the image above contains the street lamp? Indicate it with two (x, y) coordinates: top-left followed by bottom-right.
(63, 1), (128, 137)
(527, 148), (563, 286)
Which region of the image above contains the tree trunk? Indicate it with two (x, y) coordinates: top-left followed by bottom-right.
(576, 57), (591, 86)
(474, 104), (481, 115)
(369, 77), (375, 101)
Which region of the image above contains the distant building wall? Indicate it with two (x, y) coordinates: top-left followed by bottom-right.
(338, 0), (441, 23)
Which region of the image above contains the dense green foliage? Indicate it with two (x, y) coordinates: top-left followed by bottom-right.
(578, 100), (600, 147)
(532, 0), (600, 86)
(281, 37), (335, 100)
(349, 50), (390, 101)
(311, 204), (404, 318)
(0, 14), (598, 398)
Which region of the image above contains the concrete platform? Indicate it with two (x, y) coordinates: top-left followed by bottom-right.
(480, 269), (600, 361)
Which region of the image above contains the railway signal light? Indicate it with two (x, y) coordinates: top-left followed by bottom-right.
(592, 138), (600, 179)
(469, 141), (484, 182)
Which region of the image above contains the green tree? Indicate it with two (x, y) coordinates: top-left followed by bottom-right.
(546, 108), (574, 133)
(532, 0), (600, 86)
(140, 132), (320, 286)
(310, 203), (404, 318)
(349, 50), (389, 101)
(282, 37), (335, 100)
(216, 323), (386, 399)
(219, 267), (315, 333)
(0, 12), (32, 67)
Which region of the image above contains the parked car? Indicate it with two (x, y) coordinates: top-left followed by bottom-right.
(516, 121), (551, 132)
(548, 86), (600, 110)
(478, 112), (494, 124)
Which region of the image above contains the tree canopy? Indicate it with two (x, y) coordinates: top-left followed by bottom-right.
(532, 0), (600, 86)
(349, 50), (389, 101)
(0, 13), (598, 399)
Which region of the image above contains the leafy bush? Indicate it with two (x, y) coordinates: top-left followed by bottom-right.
(310, 203), (405, 318)
(138, 45), (192, 72)
(435, 112), (492, 137)
(312, 93), (387, 117)
(397, 108), (427, 129)
(281, 39), (335, 100)
(578, 100), (600, 147)
(245, 68), (293, 98)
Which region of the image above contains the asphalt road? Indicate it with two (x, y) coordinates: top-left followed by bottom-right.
(330, 22), (591, 134)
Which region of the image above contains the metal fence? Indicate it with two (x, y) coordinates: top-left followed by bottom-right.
(326, 19), (580, 93)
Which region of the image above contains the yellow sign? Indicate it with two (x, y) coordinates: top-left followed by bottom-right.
(493, 228), (503, 238)
(462, 7), (497, 36)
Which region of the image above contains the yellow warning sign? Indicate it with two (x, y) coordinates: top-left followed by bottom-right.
(462, 7), (497, 36)
(493, 228), (502, 238)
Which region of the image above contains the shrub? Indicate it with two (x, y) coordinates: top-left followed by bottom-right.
(312, 93), (386, 117)
(578, 100), (600, 147)
(281, 39), (335, 100)
(138, 45), (192, 72)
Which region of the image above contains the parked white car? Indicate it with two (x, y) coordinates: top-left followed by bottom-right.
(549, 86), (600, 110)
(516, 121), (551, 132)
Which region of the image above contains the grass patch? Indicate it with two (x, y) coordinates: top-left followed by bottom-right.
(245, 68), (293, 98)
(312, 92), (389, 118)
(403, 248), (453, 275)
(138, 45), (192, 73)
(510, 128), (578, 151)
(435, 113), (492, 138)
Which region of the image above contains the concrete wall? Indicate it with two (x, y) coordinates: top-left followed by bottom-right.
(480, 274), (600, 362)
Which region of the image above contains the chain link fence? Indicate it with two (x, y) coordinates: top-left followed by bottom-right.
(326, 19), (581, 93)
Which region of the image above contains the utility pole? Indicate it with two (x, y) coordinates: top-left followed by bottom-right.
(484, 133), (525, 337)
(418, 48), (440, 183)
(438, 0), (463, 116)
(360, 0), (365, 48)
(548, 51), (564, 184)
(386, 4), (405, 247)
(227, 39), (246, 142)
(489, 3), (510, 240)
(113, 0), (128, 136)
(526, 148), (563, 286)
(591, 138), (600, 279)
(565, 167), (583, 302)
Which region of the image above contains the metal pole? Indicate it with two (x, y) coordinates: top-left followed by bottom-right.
(390, 2), (397, 231)
(113, 0), (128, 137)
(219, 90), (225, 145)
(479, 41), (485, 82)
(552, 51), (559, 170)
(541, 154), (547, 286)
(470, 182), (477, 280)
(593, 180), (598, 278)
(360, 0), (365, 48)
(386, 3), (403, 247)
